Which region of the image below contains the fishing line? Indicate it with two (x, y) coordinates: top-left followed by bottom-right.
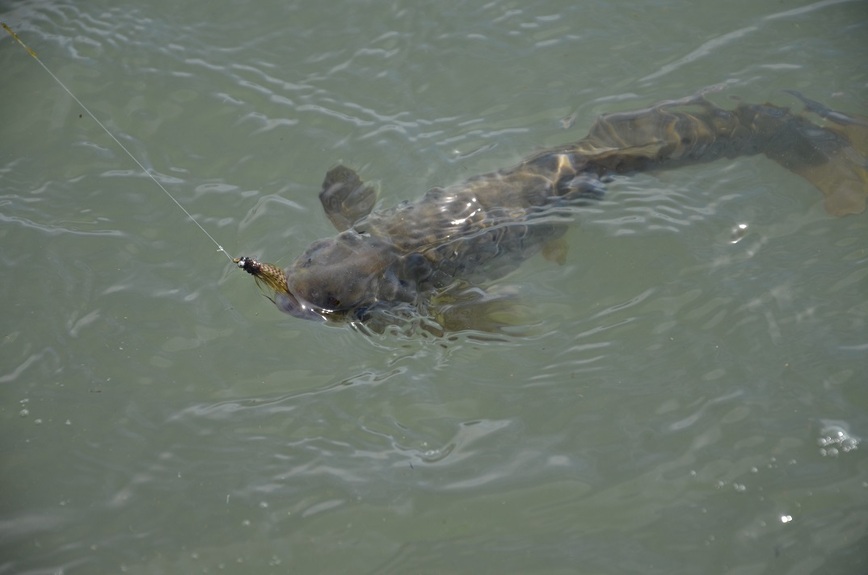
(2, 22), (234, 262)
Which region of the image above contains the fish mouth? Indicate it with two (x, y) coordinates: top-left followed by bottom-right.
(235, 255), (333, 322)
(276, 284), (364, 323)
(273, 290), (330, 322)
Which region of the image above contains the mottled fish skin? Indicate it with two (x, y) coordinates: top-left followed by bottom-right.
(237, 93), (867, 330)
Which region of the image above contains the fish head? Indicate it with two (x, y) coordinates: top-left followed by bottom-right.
(280, 230), (419, 321)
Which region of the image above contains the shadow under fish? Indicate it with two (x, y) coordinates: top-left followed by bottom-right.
(235, 91), (868, 333)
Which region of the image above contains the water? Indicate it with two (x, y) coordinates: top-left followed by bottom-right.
(1, 0), (866, 573)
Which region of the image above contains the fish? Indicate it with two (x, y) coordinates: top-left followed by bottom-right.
(235, 91), (868, 332)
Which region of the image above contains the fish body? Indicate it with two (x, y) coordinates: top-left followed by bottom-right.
(236, 92), (867, 330)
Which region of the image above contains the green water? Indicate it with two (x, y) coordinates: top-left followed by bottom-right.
(1, 0), (866, 573)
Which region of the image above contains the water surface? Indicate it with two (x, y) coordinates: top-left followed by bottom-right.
(1, 0), (866, 573)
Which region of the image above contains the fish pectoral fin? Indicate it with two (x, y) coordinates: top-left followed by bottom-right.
(319, 165), (378, 231)
(541, 236), (568, 265)
(431, 284), (535, 334)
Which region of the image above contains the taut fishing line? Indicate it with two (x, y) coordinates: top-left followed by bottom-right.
(2, 22), (234, 263)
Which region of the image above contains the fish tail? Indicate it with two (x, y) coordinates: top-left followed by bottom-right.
(566, 96), (867, 215)
(738, 100), (868, 216)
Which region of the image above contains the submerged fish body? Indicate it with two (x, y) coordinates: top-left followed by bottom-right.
(236, 92), (868, 331)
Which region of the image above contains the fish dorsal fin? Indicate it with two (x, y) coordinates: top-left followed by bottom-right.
(319, 165), (378, 231)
